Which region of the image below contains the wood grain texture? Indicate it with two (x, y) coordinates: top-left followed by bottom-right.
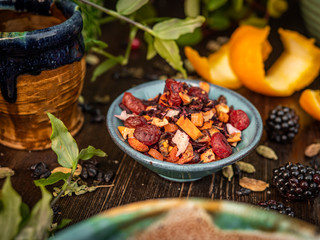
(0, 0), (319, 231)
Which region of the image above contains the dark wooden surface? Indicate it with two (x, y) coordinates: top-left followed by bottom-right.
(1, 0), (320, 229)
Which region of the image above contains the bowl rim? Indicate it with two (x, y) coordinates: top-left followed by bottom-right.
(106, 79), (263, 172)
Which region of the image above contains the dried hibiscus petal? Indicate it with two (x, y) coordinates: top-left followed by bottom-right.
(165, 78), (183, 106)
(188, 86), (208, 103)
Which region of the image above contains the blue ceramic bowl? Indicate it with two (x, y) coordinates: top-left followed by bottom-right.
(106, 80), (263, 182)
(53, 199), (320, 240)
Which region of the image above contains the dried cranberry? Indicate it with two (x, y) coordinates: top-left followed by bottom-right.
(122, 92), (146, 114)
(124, 116), (147, 128)
(229, 109), (250, 130)
(134, 124), (161, 146)
(165, 79), (183, 106)
(188, 87), (208, 102)
(211, 132), (232, 159)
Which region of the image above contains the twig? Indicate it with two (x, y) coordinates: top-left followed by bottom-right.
(77, 0), (155, 36)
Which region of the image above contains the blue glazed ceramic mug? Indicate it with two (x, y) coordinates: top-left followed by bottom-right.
(0, 0), (85, 150)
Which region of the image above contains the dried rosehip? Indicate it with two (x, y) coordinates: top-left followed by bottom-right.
(124, 116), (147, 128)
(134, 124), (161, 146)
(229, 109), (250, 130)
(188, 86), (208, 103)
(122, 92), (146, 114)
(165, 79), (183, 106)
(211, 132), (232, 159)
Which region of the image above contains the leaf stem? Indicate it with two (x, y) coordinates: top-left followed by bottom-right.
(50, 173), (73, 207)
(77, 0), (156, 36)
(122, 26), (137, 65)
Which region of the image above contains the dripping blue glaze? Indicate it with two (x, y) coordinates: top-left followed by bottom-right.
(0, 0), (84, 103)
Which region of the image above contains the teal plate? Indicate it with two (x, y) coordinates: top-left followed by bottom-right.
(52, 199), (320, 240)
(106, 79), (263, 182)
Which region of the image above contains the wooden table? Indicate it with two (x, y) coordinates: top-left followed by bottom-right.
(1, 0), (320, 229)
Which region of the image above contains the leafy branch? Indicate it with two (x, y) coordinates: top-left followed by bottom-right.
(73, 0), (205, 81)
(0, 113), (108, 239)
(35, 113), (107, 206)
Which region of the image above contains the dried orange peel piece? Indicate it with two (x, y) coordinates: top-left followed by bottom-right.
(229, 25), (320, 96)
(185, 44), (242, 89)
(299, 89), (320, 121)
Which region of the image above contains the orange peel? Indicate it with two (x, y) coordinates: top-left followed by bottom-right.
(299, 89), (320, 121)
(229, 25), (320, 96)
(185, 44), (242, 89)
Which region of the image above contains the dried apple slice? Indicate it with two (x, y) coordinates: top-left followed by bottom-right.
(229, 25), (320, 96)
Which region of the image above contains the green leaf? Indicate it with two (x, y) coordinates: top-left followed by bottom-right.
(207, 0), (227, 11)
(207, 11), (231, 30)
(240, 16), (268, 28)
(85, 39), (108, 50)
(135, 2), (157, 21)
(34, 172), (70, 187)
(267, 0), (288, 18)
(15, 187), (53, 240)
(154, 38), (187, 78)
(56, 219), (72, 230)
(176, 27), (203, 46)
(91, 58), (119, 82)
(144, 32), (157, 60)
(184, 0), (200, 17)
(47, 112), (79, 169)
(152, 16), (205, 40)
(0, 177), (22, 240)
(232, 0), (244, 12)
(78, 145), (107, 161)
(19, 203), (30, 231)
(116, 0), (148, 15)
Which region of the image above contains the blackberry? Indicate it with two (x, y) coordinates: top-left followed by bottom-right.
(258, 200), (294, 217)
(273, 163), (320, 200)
(265, 105), (299, 143)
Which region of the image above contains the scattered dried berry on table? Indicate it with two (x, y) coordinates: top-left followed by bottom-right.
(236, 187), (251, 196)
(115, 79), (251, 165)
(273, 163), (320, 201)
(80, 160), (114, 184)
(30, 162), (51, 179)
(265, 105), (299, 143)
(258, 200), (294, 217)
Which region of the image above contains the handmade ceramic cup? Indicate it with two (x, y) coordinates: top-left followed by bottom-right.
(0, 0), (85, 150)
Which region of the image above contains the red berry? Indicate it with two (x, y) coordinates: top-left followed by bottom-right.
(229, 109), (250, 130)
(131, 37), (140, 50)
(134, 124), (161, 146)
(124, 116), (147, 128)
(211, 132), (232, 159)
(122, 92), (146, 115)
